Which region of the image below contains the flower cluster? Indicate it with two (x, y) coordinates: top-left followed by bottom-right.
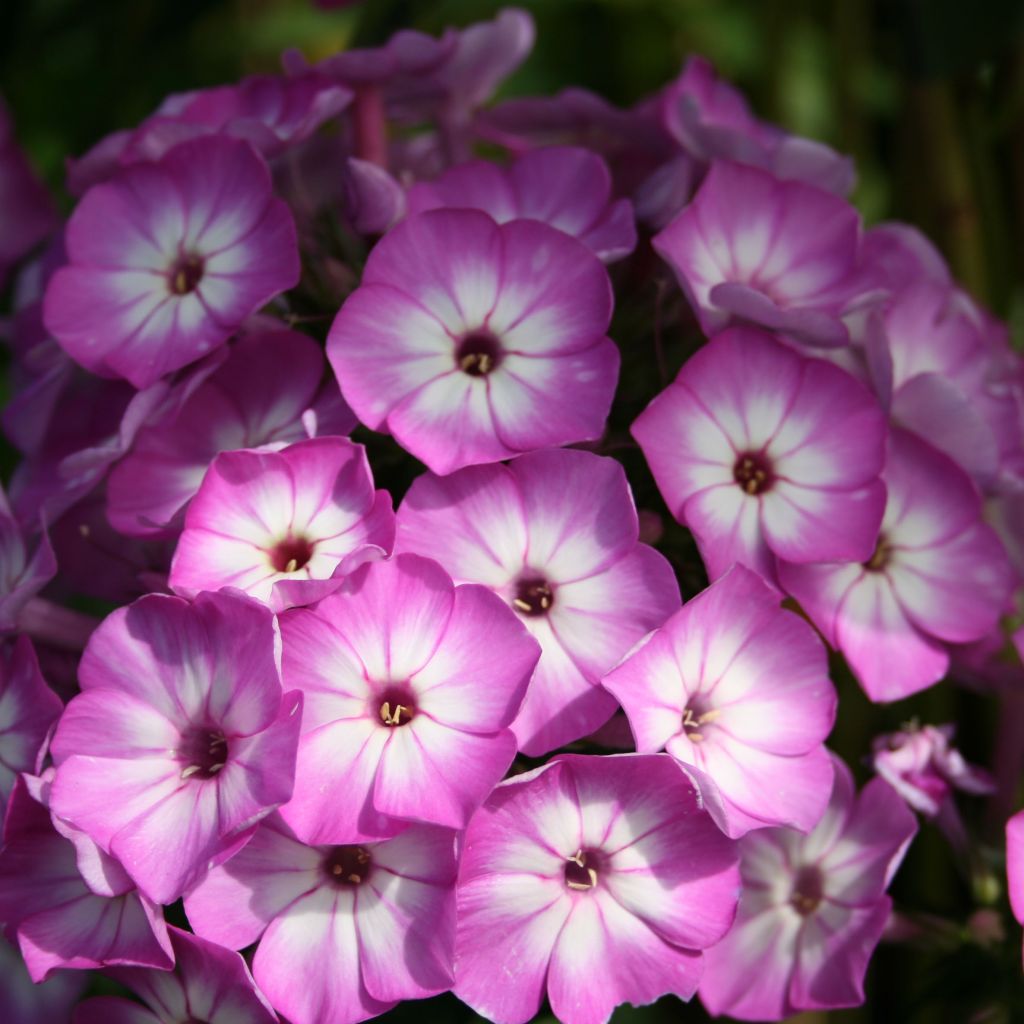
(1, 7), (1022, 1024)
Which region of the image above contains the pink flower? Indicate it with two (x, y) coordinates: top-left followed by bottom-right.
(0, 932), (84, 1024)
(1007, 806), (1024, 958)
(780, 429), (1014, 702)
(699, 755), (917, 1020)
(73, 925), (279, 1024)
(654, 161), (875, 347)
(0, 637), (62, 813)
(871, 722), (993, 818)
(169, 436), (394, 609)
(326, 209), (619, 475)
(631, 326), (887, 584)
(185, 814), (457, 1024)
(107, 328), (356, 537)
(43, 137), (299, 389)
(50, 590), (302, 904)
(394, 449), (679, 754)
(278, 553), (540, 842)
(453, 753), (739, 1024)
(406, 146), (636, 262)
(0, 773), (173, 981)
(602, 564), (836, 837)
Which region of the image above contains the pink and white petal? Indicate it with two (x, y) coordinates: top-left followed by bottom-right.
(184, 815), (320, 949)
(328, 554), (455, 683)
(51, 691), (178, 764)
(280, 717), (396, 844)
(777, 560), (863, 649)
(412, 584), (539, 733)
(512, 615), (619, 755)
(284, 436), (376, 537)
(834, 572), (949, 702)
(169, 531), (272, 600)
(254, 887), (393, 1024)
(684, 483), (776, 583)
(698, 899), (802, 1021)
(406, 160), (517, 221)
(374, 718), (517, 830)
(889, 523), (1012, 644)
(509, 147), (612, 236)
(454, 873), (570, 1024)
(1008, 810), (1024, 927)
(760, 479), (885, 565)
(548, 891), (703, 1024)
(550, 544), (681, 678)
(513, 450), (638, 582)
(395, 463), (527, 587)
(487, 343), (619, 455)
(357, 867), (455, 1002)
(579, 198), (637, 262)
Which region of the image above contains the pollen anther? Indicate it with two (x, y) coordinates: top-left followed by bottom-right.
(380, 701), (412, 726)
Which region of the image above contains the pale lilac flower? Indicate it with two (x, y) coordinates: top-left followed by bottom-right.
(169, 436), (394, 610)
(453, 753), (739, 1024)
(327, 209), (619, 475)
(278, 553), (540, 842)
(871, 722), (993, 819)
(107, 328), (355, 537)
(50, 590), (302, 904)
(0, 933), (84, 1024)
(0, 637), (62, 812)
(0, 97), (59, 288)
(654, 161), (876, 347)
(68, 71), (353, 195)
(780, 429), (1014, 702)
(185, 814), (457, 1024)
(43, 136), (299, 389)
(699, 755), (917, 1020)
(73, 925), (278, 1024)
(394, 449), (679, 754)
(631, 326), (887, 584)
(406, 146), (636, 262)
(0, 773), (173, 981)
(661, 56), (855, 196)
(602, 564), (836, 837)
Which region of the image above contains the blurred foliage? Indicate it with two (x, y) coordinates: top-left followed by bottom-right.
(3, 1), (1024, 1022)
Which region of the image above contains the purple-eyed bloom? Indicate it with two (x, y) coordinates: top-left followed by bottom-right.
(0, 637), (62, 812)
(661, 56), (855, 197)
(654, 161), (876, 347)
(326, 208), (619, 475)
(602, 565), (836, 837)
(0, 773), (173, 981)
(699, 755), (916, 1020)
(871, 722), (993, 819)
(278, 553), (540, 842)
(632, 326), (887, 585)
(453, 753), (740, 1024)
(107, 327), (356, 537)
(169, 436), (394, 609)
(44, 136), (299, 389)
(394, 449), (680, 754)
(0, 97), (59, 288)
(406, 146), (636, 262)
(185, 814), (457, 1024)
(73, 925), (278, 1024)
(49, 590), (302, 904)
(780, 429), (1014, 702)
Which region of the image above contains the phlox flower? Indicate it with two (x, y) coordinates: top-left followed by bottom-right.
(0, 932), (84, 1024)
(0, 773), (173, 981)
(631, 326), (887, 584)
(406, 146), (636, 262)
(0, 637), (62, 813)
(185, 814), (457, 1024)
(44, 136), (299, 389)
(169, 435), (393, 609)
(107, 328), (355, 537)
(50, 590), (302, 904)
(73, 926), (278, 1024)
(394, 449), (680, 754)
(780, 429), (1014, 701)
(602, 564), (835, 837)
(453, 753), (740, 1024)
(326, 208), (619, 475)
(278, 553), (540, 842)
(0, 483), (56, 632)
(654, 161), (876, 347)
(698, 755), (917, 1020)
